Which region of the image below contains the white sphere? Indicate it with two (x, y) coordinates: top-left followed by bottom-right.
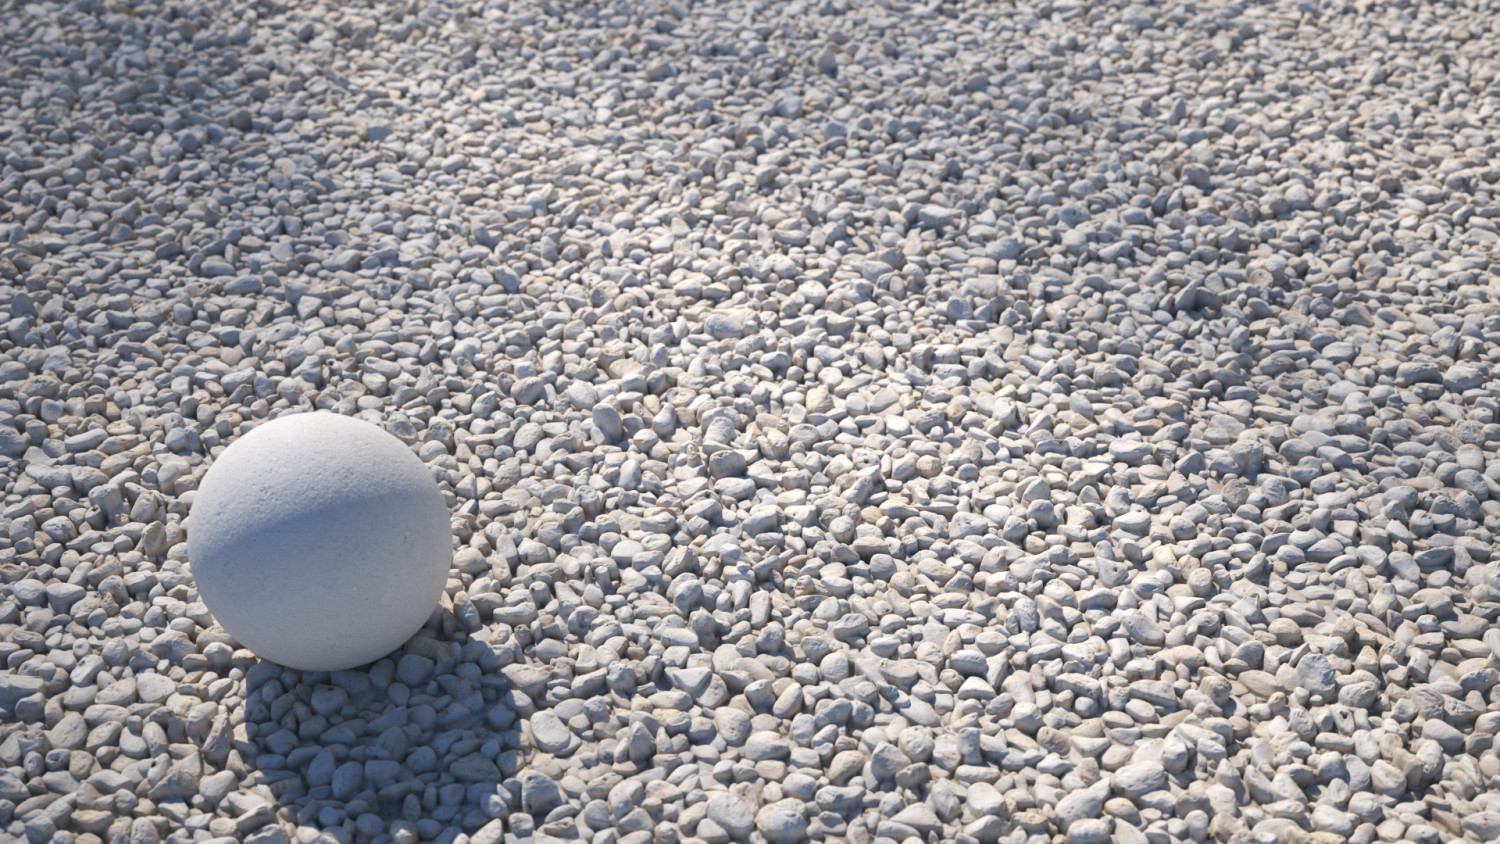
(188, 412), (452, 671)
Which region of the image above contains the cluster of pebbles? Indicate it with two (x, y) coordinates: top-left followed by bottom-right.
(4, 0), (1500, 843)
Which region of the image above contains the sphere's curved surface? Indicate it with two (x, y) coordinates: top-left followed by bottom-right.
(188, 412), (452, 671)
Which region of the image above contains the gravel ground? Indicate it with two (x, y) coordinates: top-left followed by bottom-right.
(3, 0), (1500, 843)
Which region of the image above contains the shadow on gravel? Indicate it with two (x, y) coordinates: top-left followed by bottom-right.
(240, 607), (524, 844)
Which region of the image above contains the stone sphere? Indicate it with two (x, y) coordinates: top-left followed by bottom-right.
(188, 412), (452, 671)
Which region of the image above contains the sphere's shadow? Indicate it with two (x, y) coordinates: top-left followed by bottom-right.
(240, 606), (524, 844)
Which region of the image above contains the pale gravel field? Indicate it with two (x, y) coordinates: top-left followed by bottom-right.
(3, 1), (1500, 844)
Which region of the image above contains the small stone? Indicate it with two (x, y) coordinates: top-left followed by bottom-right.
(12, 579), (46, 606)
(918, 205), (957, 230)
(1420, 718), (1464, 752)
(715, 708), (751, 744)
(706, 791), (756, 837)
(627, 720), (655, 761)
(1445, 364), (1485, 392)
(396, 653), (435, 687)
(744, 729), (789, 761)
(1109, 439), (1152, 465)
(816, 45), (838, 75)
(756, 799), (808, 842)
(593, 404), (625, 442)
(450, 752), (501, 782)
(44, 582), (86, 613)
(1296, 653), (1337, 701)
(520, 768), (563, 815)
(705, 310), (751, 339)
(1395, 360), (1442, 386)
(136, 673), (176, 703)
(47, 711), (87, 750)
(1112, 761), (1166, 801)
(1067, 818), (1114, 844)
(1055, 781), (1110, 827)
(742, 505), (781, 536)
(1120, 611), (1165, 646)
(709, 448), (749, 478)
(1464, 812), (1500, 841)
(870, 743), (910, 780)
(530, 711), (574, 755)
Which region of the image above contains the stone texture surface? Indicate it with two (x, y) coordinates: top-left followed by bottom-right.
(0, 1), (1499, 843)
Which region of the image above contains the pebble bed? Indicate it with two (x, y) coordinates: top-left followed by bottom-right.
(3, 1), (1500, 844)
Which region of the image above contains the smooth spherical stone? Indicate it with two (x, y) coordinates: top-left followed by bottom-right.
(188, 412), (452, 671)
